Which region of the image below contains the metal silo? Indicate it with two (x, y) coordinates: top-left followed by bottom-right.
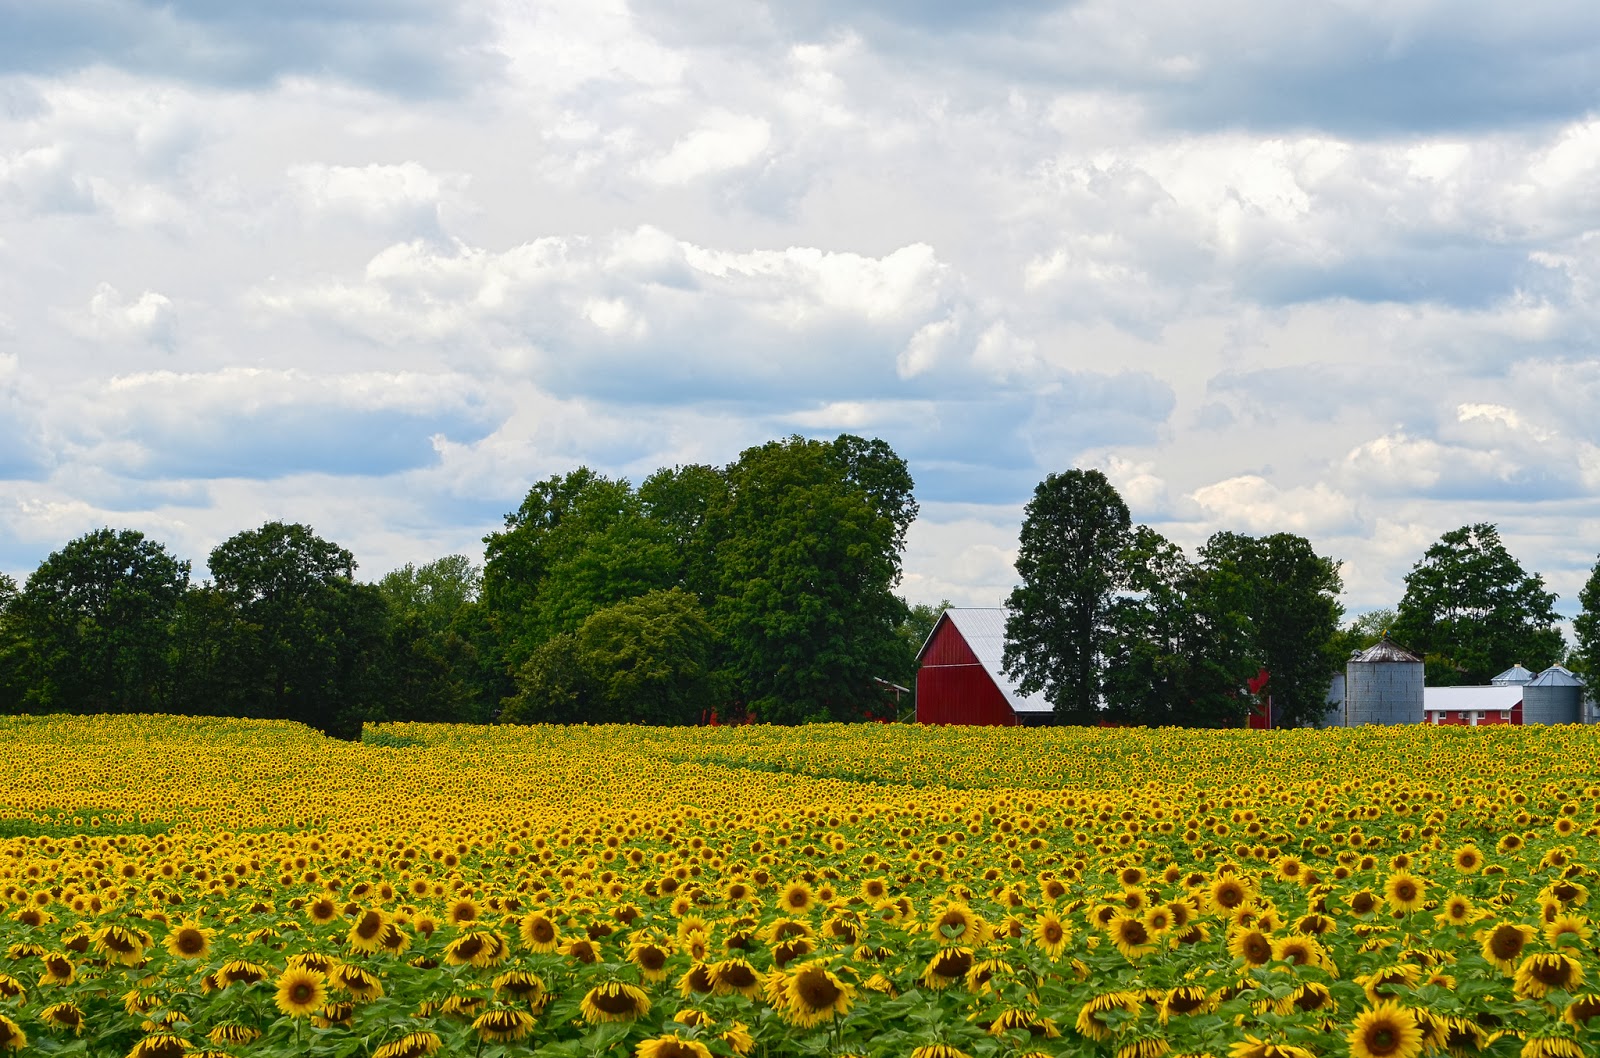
(1344, 634), (1424, 726)
(1523, 665), (1584, 725)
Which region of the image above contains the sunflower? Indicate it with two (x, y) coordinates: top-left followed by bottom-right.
(1545, 915), (1593, 948)
(92, 924), (147, 966)
(307, 896), (340, 925)
(371, 1031), (444, 1058)
(930, 902), (985, 943)
(627, 935), (673, 982)
(471, 1008), (536, 1043)
(580, 982), (651, 1024)
(1271, 935), (1325, 969)
(1280, 982), (1336, 1016)
(1514, 953), (1586, 1000)
(347, 908), (390, 954)
(0, 1015), (23, 1052)
(1033, 912), (1070, 959)
(1229, 1037), (1317, 1058)
(1228, 928), (1274, 967)
(677, 962), (715, 997)
(1209, 876), (1251, 913)
(1478, 922), (1537, 972)
(558, 937), (602, 965)
(1359, 964), (1422, 1005)
(520, 911), (561, 952)
(1347, 1002), (1423, 1058)
(1348, 890), (1381, 916)
(989, 1008), (1061, 1039)
(40, 952), (74, 985)
(920, 947), (975, 989)
(490, 970), (548, 1010)
(1110, 913), (1156, 959)
(636, 1033), (715, 1058)
(127, 1033), (190, 1058)
(40, 1002), (85, 1035)
(720, 1022), (756, 1056)
(909, 1047), (974, 1058)
(208, 1022), (260, 1046)
(778, 881), (815, 914)
(446, 930), (510, 968)
(163, 923), (212, 960)
(711, 957), (763, 997)
(1562, 993), (1600, 1029)
(331, 963), (384, 1001)
(314, 1000), (356, 1029)
(1434, 895), (1478, 928)
(274, 968), (327, 1018)
(1437, 1017), (1490, 1057)
(782, 960), (855, 1028)
(216, 959), (270, 986)
(1384, 873), (1427, 914)
(1075, 991), (1143, 1041)
(1160, 985), (1213, 1023)
(447, 898), (480, 926)
(287, 951), (340, 974)
(1452, 846), (1484, 873)
(1520, 1037), (1585, 1058)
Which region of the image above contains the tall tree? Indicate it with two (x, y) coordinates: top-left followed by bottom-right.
(1003, 468), (1131, 721)
(1391, 523), (1563, 686)
(375, 555), (489, 723)
(209, 522), (385, 737)
(1572, 554), (1600, 691)
(1102, 527), (1196, 726)
(711, 435), (913, 723)
(1197, 531), (1344, 729)
(14, 528), (189, 713)
(0, 573), (29, 712)
(639, 463), (728, 600)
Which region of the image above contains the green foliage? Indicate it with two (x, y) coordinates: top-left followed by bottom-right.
(1391, 523), (1563, 686)
(1196, 531), (1344, 729)
(14, 527), (190, 713)
(1003, 468), (1131, 721)
(209, 522), (386, 738)
(504, 588), (721, 725)
(711, 435), (915, 724)
(359, 727), (427, 749)
(1572, 554), (1600, 690)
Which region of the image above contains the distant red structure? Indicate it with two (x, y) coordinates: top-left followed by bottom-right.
(914, 608), (1054, 726)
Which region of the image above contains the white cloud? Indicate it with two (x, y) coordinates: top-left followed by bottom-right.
(641, 112), (772, 184)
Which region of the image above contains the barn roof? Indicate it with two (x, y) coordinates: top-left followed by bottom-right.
(1527, 664), (1583, 687)
(1490, 664), (1535, 686)
(919, 607), (1053, 715)
(1423, 685), (1523, 712)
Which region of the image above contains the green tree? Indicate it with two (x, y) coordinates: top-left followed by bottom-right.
(482, 470), (676, 670)
(1572, 554), (1600, 691)
(14, 528), (189, 713)
(711, 435), (914, 724)
(1327, 607), (1398, 663)
(168, 583), (254, 717)
(1391, 523), (1563, 686)
(1102, 527), (1195, 725)
(375, 555), (490, 723)
(1197, 531), (1344, 729)
(639, 463), (728, 600)
(209, 522), (386, 738)
(1003, 468), (1131, 722)
(0, 573), (28, 712)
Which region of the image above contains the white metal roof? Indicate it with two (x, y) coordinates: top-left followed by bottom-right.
(1490, 664), (1535, 686)
(1527, 665), (1584, 687)
(920, 607), (1054, 715)
(1423, 685), (1523, 712)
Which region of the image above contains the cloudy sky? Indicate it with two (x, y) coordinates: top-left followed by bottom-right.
(3, 0), (1600, 625)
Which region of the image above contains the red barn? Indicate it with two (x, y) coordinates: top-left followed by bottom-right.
(915, 608), (1054, 726)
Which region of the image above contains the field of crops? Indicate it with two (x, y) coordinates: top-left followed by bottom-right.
(1, 717), (1598, 1058)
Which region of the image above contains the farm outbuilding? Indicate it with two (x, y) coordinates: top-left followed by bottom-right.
(915, 607), (1054, 726)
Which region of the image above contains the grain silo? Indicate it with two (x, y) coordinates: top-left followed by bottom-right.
(1344, 634), (1424, 726)
(1522, 665), (1584, 725)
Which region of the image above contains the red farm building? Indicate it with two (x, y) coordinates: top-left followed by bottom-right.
(915, 607), (1054, 726)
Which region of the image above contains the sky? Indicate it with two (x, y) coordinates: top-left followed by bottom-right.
(3, 0), (1600, 627)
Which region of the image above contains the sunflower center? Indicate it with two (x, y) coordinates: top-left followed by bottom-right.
(1043, 922), (1063, 943)
(1533, 958), (1573, 986)
(931, 950), (973, 978)
(592, 988), (641, 1015)
(356, 914), (383, 939)
(529, 919), (555, 942)
(794, 968), (842, 1008)
(1491, 928), (1526, 960)
(636, 946), (667, 970)
(719, 962), (756, 988)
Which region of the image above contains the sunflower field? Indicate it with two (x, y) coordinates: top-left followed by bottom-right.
(2, 716), (1599, 1058)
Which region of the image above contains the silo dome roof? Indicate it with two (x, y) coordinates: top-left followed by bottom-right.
(1354, 634), (1422, 663)
(1490, 664), (1535, 686)
(1527, 664), (1584, 687)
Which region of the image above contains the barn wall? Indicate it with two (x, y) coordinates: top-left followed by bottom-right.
(915, 619), (1017, 726)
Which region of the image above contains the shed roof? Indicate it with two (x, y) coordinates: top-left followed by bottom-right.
(919, 607), (1053, 715)
(1527, 664), (1584, 688)
(1423, 685), (1523, 712)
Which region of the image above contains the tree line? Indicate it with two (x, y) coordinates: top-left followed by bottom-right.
(2, 448), (1591, 733)
(1000, 470), (1588, 727)
(0, 435), (927, 736)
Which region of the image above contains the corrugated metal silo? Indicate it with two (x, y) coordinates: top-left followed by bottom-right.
(1344, 634), (1424, 726)
(1523, 665), (1584, 725)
